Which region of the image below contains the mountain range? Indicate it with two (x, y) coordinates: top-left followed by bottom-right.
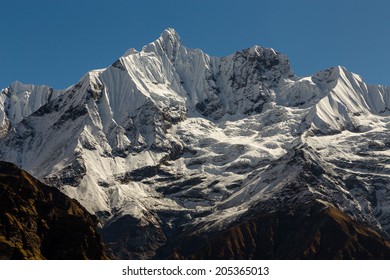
(1, 28), (390, 259)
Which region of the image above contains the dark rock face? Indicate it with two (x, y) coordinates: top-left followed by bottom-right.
(193, 46), (292, 120)
(161, 202), (390, 260)
(43, 157), (87, 187)
(101, 214), (167, 259)
(0, 161), (108, 260)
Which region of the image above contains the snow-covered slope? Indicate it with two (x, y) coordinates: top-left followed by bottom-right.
(306, 66), (390, 134)
(1, 28), (390, 259)
(0, 81), (63, 138)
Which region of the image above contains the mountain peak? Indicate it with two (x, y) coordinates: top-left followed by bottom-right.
(160, 27), (181, 44)
(141, 28), (182, 61)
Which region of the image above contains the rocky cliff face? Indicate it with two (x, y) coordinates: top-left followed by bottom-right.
(0, 161), (107, 259)
(2, 28), (390, 259)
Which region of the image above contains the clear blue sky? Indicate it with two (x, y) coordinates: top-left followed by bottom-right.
(1, 0), (389, 89)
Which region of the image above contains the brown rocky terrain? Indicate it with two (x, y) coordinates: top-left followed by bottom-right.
(160, 202), (390, 260)
(0, 161), (108, 259)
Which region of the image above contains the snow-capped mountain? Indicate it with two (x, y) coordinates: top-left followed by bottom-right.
(1, 28), (390, 259)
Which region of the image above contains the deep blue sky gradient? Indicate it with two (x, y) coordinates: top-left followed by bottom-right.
(1, 0), (389, 89)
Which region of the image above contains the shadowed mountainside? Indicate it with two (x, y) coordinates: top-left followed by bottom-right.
(162, 202), (390, 260)
(0, 161), (108, 260)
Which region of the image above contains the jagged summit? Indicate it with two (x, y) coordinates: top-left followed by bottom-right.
(121, 28), (182, 58)
(160, 27), (181, 44)
(140, 28), (183, 61)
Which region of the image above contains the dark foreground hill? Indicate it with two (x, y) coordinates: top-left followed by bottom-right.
(0, 161), (107, 259)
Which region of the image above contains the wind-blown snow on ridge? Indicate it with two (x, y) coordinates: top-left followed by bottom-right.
(307, 66), (390, 134)
(2, 28), (390, 258)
